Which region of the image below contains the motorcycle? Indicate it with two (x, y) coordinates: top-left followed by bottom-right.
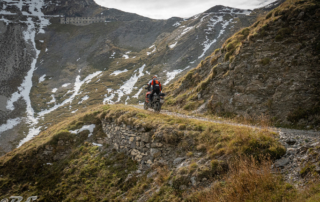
(144, 87), (165, 112)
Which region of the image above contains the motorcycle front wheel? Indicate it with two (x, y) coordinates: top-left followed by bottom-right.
(154, 102), (161, 112)
(144, 102), (148, 110)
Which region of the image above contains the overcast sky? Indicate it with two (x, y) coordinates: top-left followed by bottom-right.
(94, 0), (278, 19)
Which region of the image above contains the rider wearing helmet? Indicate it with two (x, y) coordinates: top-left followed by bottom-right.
(149, 75), (162, 102)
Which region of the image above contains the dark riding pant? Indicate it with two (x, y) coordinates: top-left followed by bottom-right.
(150, 89), (160, 102)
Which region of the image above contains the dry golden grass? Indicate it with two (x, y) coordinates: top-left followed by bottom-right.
(155, 166), (171, 186)
(187, 155), (320, 202)
(193, 156), (296, 202)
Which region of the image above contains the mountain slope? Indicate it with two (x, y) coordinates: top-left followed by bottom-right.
(0, 0), (284, 155)
(0, 104), (319, 201)
(165, 0), (320, 129)
(0, 104), (285, 200)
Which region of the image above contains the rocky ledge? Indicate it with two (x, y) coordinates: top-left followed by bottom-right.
(274, 130), (320, 187)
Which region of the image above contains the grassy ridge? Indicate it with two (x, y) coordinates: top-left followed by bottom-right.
(0, 104), (319, 201)
(0, 105), (285, 201)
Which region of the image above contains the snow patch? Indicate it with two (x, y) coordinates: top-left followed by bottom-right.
(198, 17), (233, 59)
(78, 95), (89, 104)
(0, 16), (12, 25)
(47, 95), (56, 104)
(193, 14), (201, 20)
(103, 93), (115, 104)
(39, 74), (46, 83)
(38, 71), (102, 117)
(259, 0), (279, 9)
(105, 64), (146, 103)
(133, 88), (143, 99)
(169, 42), (178, 49)
(111, 69), (128, 76)
(164, 66), (190, 85)
(69, 124), (96, 137)
(92, 142), (103, 147)
(172, 22), (181, 27)
(125, 96), (130, 105)
(110, 51), (116, 58)
(115, 90), (124, 102)
(119, 64), (145, 95)
(18, 127), (41, 148)
(71, 109), (78, 114)
(147, 46), (156, 55)
(0, 118), (21, 134)
(169, 26), (194, 48)
(241, 10), (252, 15)
(180, 27), (193, 37)
(0, 10), (17, 16)
(62, 83), (71, 88)
(52, 88), (58, 93)
(200, 13), (211, 22)
(107, 88), (113, 93)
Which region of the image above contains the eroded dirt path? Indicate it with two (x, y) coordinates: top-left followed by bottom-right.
(133, 105), (319, 140)
(133, 105), (320, 186)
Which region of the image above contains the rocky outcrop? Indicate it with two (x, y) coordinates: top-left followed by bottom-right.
(169, 0), (320, 128)
(273, 130), (320, 186)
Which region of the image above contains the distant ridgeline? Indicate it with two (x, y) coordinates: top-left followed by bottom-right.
(60, 15), (117, 26)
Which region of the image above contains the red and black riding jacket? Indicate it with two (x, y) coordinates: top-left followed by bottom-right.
(151, 78), (162, 91)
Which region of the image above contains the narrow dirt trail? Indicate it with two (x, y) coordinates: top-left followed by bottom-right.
(133, 105), (320, 185)
(132, 105), (320, 146)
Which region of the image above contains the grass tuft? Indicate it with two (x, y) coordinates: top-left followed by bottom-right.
(261, 57), (271, 66)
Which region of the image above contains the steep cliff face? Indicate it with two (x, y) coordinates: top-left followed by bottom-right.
(0, 0), (283, 155)
(166, 0), (320, 129)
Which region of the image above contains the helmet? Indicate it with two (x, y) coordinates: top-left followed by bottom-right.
(153, 75), (157, 79)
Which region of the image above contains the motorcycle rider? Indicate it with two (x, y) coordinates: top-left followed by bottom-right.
(147, 78), (153, 91)
(149, 75), (162, 102)
(146, 78), (152, 102)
